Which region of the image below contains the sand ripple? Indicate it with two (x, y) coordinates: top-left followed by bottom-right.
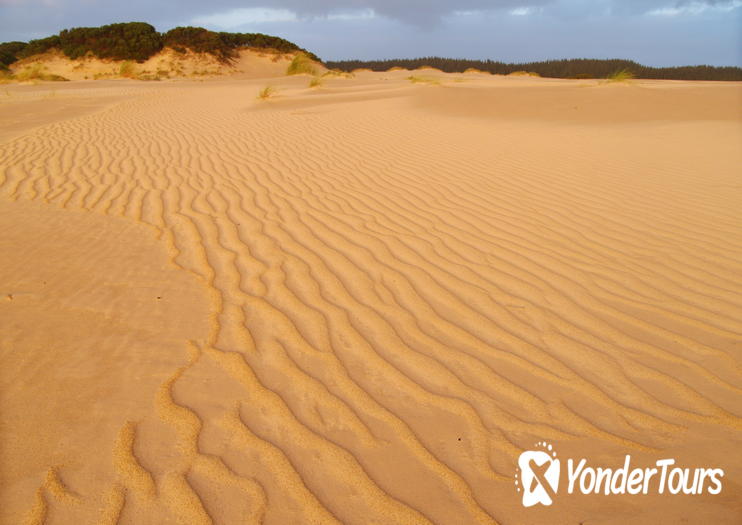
(1, 78), (741, 524)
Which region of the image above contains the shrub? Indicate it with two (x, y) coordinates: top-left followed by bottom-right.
(59, 23), (162, 62)
(0, 24), (322, 71)
(0, 41), (28, 66)
(218, 32), (319, 60)
(164, 26), (232, 61)
(16, 36), (59, 59)
(309, 77), (323, 88)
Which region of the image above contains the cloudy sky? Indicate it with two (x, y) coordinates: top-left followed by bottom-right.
(1, 0), (740, 66)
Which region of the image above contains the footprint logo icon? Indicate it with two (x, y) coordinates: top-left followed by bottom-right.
(515, 442), (560, 507)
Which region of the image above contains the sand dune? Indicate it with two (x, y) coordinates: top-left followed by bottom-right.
(1, 73), (741, 524)
(8, 47), (298, 82)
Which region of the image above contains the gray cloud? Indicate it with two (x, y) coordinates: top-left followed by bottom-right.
(1, 0), (739, 66)
(3, 0), (739, 28)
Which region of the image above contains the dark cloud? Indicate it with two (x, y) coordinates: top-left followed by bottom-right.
(1, 0), (739, 30)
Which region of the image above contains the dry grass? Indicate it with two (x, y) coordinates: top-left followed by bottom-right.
(508, 71), (541, 77)
(606, 69), (635, 82)
(322, 70), (354, 79)
(287, 52), (318, 76)
(257, 85), (277, 100)
(407, 75), (440, 85)
(309, 77), (323, 88)
(12, 64), (69, 82)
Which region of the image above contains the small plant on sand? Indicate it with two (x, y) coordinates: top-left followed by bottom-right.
(119, 61), (137, 78)
(308, 76), (323, 88)
(407, 75), (439, 85)
(286, 52), (317, 76)
(257, 85), (277, 100)
(606, 69), (635, 82)
(322, 69), (354, 79)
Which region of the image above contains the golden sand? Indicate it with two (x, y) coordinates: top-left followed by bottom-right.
(1, 71), (741, 524)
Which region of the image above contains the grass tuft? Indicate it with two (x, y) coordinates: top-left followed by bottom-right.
(606, 69), (635, 82)
(286, 52), (317, 76)
(308, 77), (323, 88)
(322, 69), (354, 79)
(407, 75), (440, 85)
(257, 85), (277, 100)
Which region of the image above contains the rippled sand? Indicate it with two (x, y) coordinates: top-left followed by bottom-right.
(1, 72), (741, 524)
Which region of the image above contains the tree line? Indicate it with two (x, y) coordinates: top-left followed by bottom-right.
(0, 22), (319, 69)
(325, 57), (742, 81)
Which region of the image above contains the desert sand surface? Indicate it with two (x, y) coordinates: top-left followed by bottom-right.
(1, 71), (741, 524)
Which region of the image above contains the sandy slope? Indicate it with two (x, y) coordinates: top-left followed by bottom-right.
(8, 47), (298, 81)
(0, 73), (741, 524)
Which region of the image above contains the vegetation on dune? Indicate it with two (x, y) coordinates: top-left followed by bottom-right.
(218, 32), (319, 60)
(322, 69), (354, 79)
(257, 85), (277, 100)
(606, 68), (635, 82)
(309, 77), (323, 88)
(407, 75), (440, 85)
(326, 57), (742, 81)
(119, 61), (137, 78)
(0, 22), (319, 68)
(12, 63), (68, 82)
(58, 23), (162, 61)
(287, 52), (318, 75)
(163, 27), (231, 61)
(0, 41), (29, 67)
